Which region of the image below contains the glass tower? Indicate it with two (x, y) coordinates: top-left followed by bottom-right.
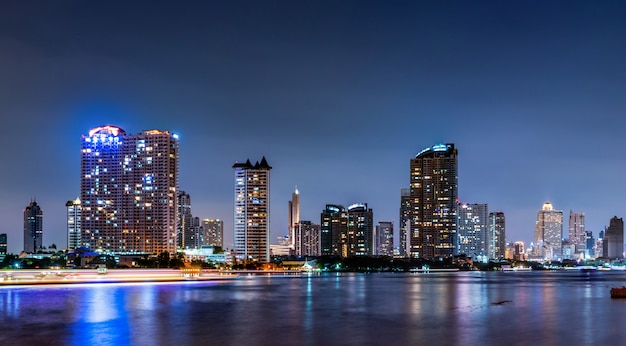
(23, 200), (43, 253)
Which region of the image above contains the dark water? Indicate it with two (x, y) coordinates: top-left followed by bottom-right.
(1, 271), (626, 345)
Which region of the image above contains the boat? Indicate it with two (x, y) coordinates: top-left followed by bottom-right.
(610, 286), (626, 298)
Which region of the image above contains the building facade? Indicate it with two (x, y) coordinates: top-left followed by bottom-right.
(233, 157), (272, 263)
(177, 191), (196, 249)
(534, 202), (563, 260)
(202, 219), (224, 248)
(66, 197), (81, 252)
(320, 204), (346, 256)
(80, 125), (179, 255)
(375, 221), (394, 256)
(295, 220), (321, 257)
(488, 211), (506, 259)
(23, 200), (43, 253)
(409, 143), (458, 259)
(319, 203), (373, 257)
(457, 203), (488, 260)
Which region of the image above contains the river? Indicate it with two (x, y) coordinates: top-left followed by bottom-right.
(1, 270), (625, 345)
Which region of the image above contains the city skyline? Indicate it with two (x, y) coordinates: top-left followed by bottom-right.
(2, 2), (626, 253)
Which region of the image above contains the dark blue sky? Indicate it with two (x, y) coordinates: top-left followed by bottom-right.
(1, 1), (625, 253)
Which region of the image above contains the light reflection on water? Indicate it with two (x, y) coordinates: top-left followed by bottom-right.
(2, 272), (626, 345)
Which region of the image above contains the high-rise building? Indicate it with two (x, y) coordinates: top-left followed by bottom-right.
(0, 233), (7, 255)
(513, 241), (525, 261)
(488, 211), (506, 259)
(23, 200), (43, 253)
(295, 220), (320, 257)
(375, 221), (394, 256)
(233, 157), (272, 263)
(80, 125), (179, 255)
(202, 219), (224, 248)
(288, 186), (300, 248)
(569, 211), (586, 254)
(66, 197), (81, 252)
(457, 203), (488, 260)
(409, 143), (458, 259)
(399, 188), (411, 257)
(319, 203), (373, 257)
(585, 231), (595, 258)
(604, 216), (624, 259)
(534, 202), (563, 260)
(177, 191), (194, 249)
(321, 204), (346, 256)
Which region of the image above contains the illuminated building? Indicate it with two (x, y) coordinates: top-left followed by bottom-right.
(585, 231), (594, 258)
(569, 211), (586, 255)
(294, 220), (320, 257)
(534, 202), (563, 260)
(603, 216), (624, 258)
(399, 188), (411, 257)
(23, 200), (43, 253)
(457, 203), (488, 260)
(233, 157), (272, 263)
(177, 191), (198, 249)
(66, 197), (81, 251)
(375, 221), (394, 256)
(488, 211), (506, 259)
(321, 204), (346, 256)
(0, 233), (7, 255)
(513, 241), (525, 261)
(409, 143), (458, 259)
(80, 125), (179, 255)
(202, 219), (224, 248)
(320, 203), (373, 257)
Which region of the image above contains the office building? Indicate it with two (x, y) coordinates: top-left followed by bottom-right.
(585, 231), (594, 258)
(233, 157), (272, 263)
(66, 197), (81, 252)
(488, 211), (506, 259)
(409, 143), (458, 259)
(399, 188), (411, 257)
(534, 202), (563, 260)
(177, 191), (195, 249)
(569, 211), (586, 255)
(80, 125), (179, 255)
(604, 216), (624, 259)
(202, 219), (224, 248)
(295, 220), (321, 257)
(288, 186), (300, 248)
(24, 200), (43, 253)
(375, 221), (394, 256)
(457, 203), (488, 260)
(0, 233), (7, 255)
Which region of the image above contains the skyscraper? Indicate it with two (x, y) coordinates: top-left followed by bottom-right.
(177, 191), (194, 249)
(202, 219), (224, 248)
(488, 211), (506, 259)
(80, 125), (179, 255)
(604, 216), (624, 259)
(66, 197), (81, 252)
(288, 186), (300, 248)
(399, 188), (411, 257)
(23, 200), (43, 253)
(409, 143), (458, 259)
(569, 211), (585, 255)
(375, 221), (394, 256)
(457, 203), (488, 260)
(233, 157), (272, 263)
(534, 202), (563, 260)
(321, 204), (346, 256)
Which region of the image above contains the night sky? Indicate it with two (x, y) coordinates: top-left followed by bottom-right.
(1, 1), (625, 254)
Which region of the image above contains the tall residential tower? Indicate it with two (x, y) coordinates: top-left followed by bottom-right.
(233, 157), (272, 263)
(23, 200), (43, 253)
(80, 125), (179, 255)
(409, 143), (458, 259)
(534, 202), (563, 260)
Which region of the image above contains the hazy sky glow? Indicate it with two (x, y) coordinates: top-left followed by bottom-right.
(1, 1), (626, 254)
